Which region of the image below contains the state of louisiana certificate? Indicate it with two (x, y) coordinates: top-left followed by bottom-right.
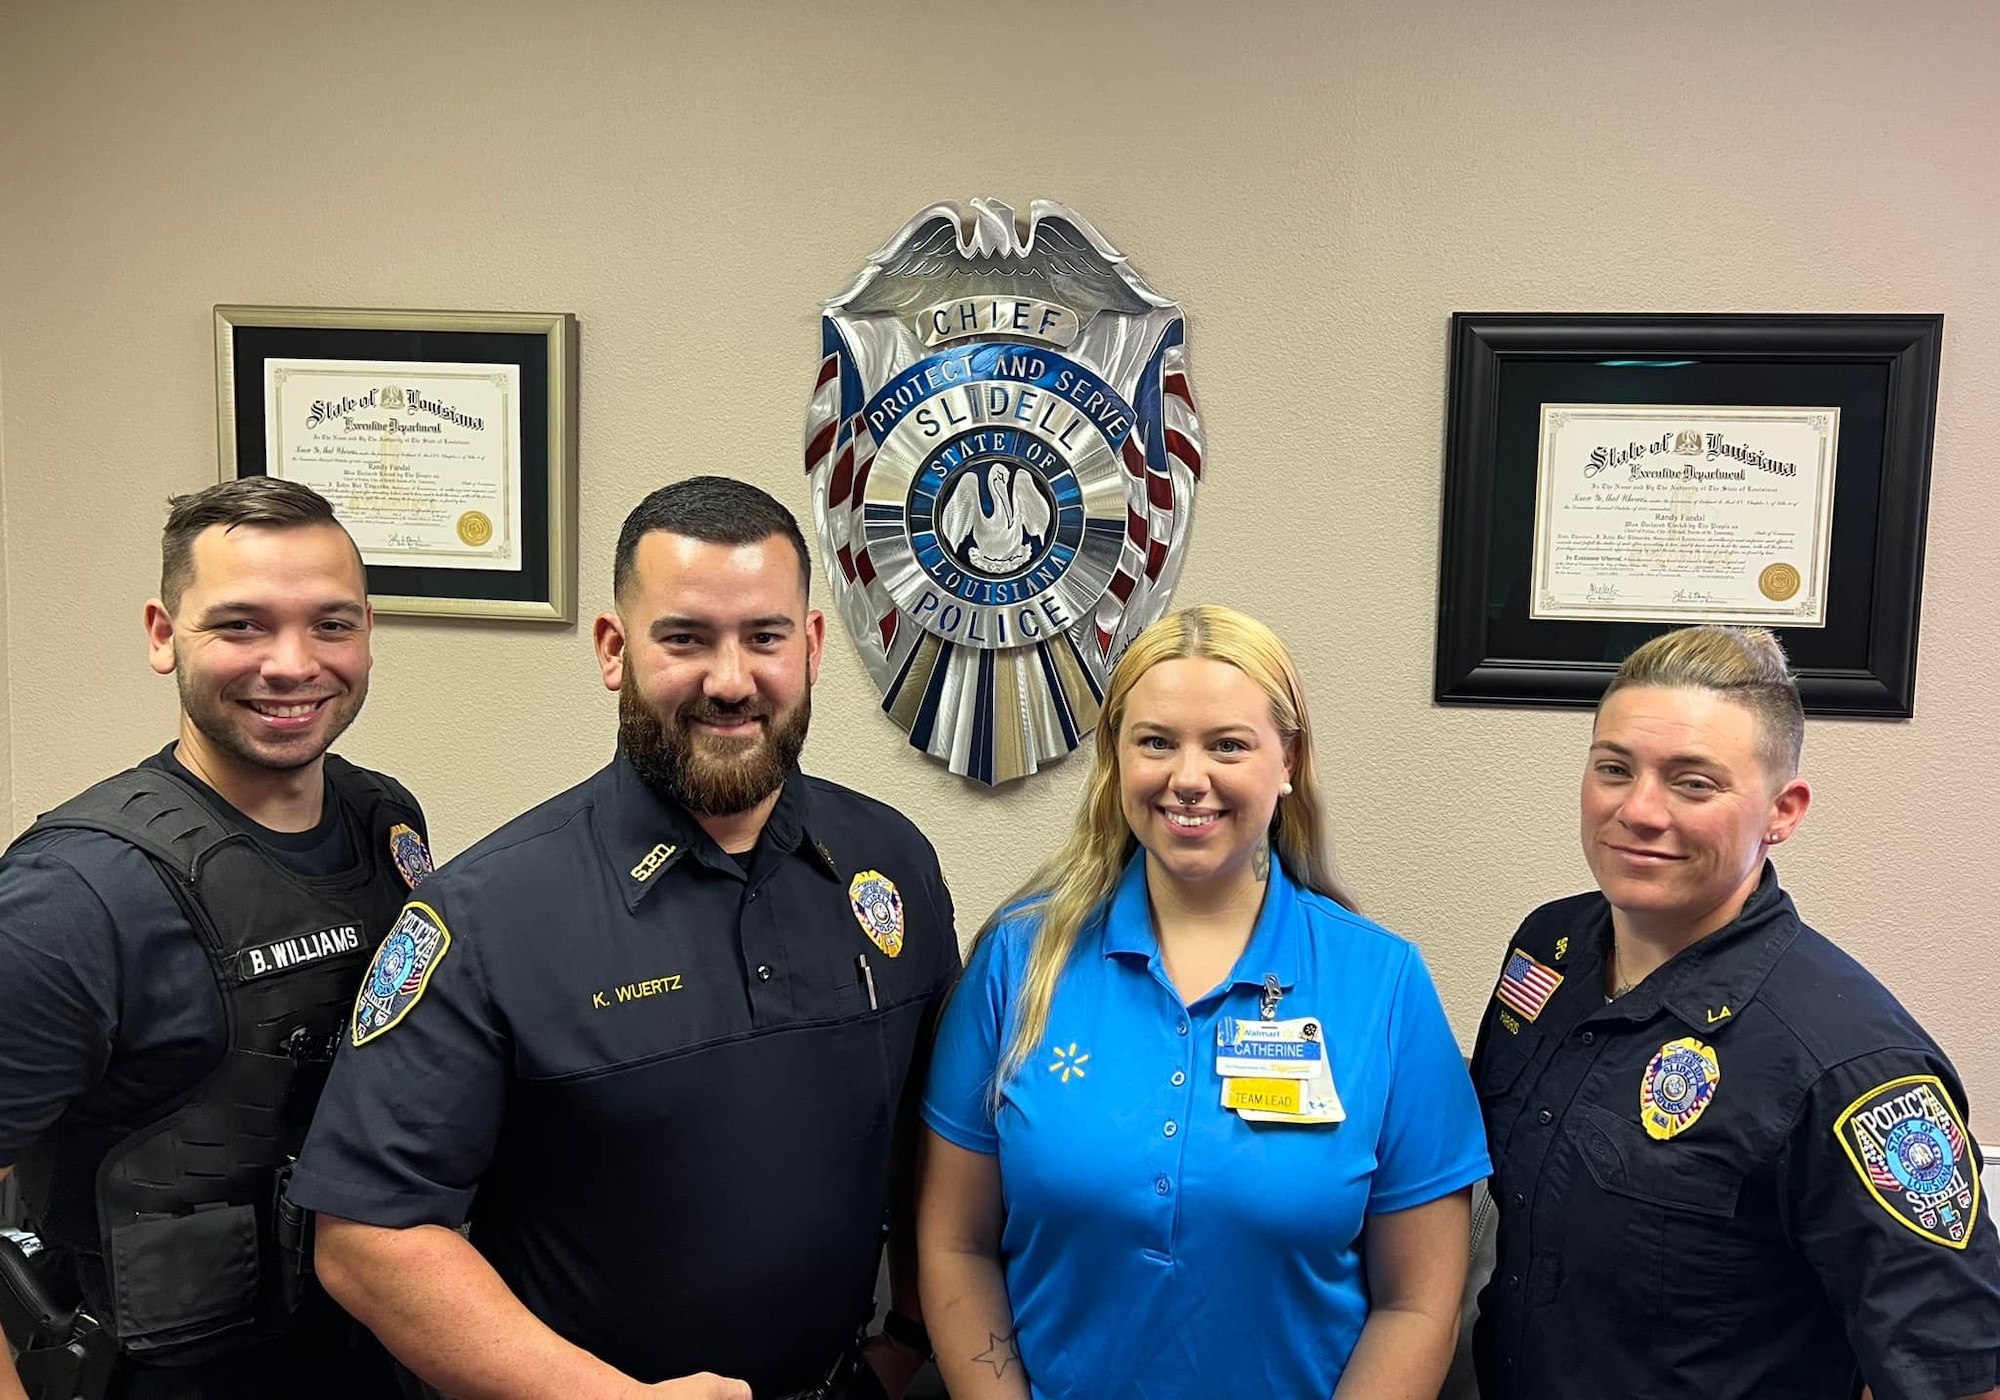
(1529, 405), (1839, 626)
(264, 359), (523, 572)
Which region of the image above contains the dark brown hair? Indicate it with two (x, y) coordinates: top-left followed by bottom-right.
(160, 477), (356, 610)
(613, 476), (812, 603)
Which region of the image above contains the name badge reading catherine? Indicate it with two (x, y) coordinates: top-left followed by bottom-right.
(1216, 1016), (1323, 1079)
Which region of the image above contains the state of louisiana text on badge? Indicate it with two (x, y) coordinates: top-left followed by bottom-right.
(805, 199), (1205, 784)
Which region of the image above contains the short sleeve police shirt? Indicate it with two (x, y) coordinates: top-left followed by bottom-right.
(1471, 866), (2000, 1400)
(923, 853), (1490, 1400)
(290, 755), (960, 1395)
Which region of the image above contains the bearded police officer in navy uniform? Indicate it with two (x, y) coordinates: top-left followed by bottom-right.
(293, 477), (958, 1400)
(1472, 626), (2000, 1400)
(0, 479), (430, 1400)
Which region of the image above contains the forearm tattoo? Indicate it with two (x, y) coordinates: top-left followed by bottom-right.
(972, 1329), (1022, 1379)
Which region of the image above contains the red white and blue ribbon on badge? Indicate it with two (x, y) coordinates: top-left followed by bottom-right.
(1495, 948), (1564, 1023)
(1640, 1037), (1721, 1140)
(805, 199), (1204, 786)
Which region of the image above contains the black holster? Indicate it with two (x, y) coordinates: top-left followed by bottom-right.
(270, 1163), (313, 1318)
(1, 1235), (116, 1400)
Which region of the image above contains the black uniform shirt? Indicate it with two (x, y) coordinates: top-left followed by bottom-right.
(290, 753), (961, 1395)
(1471, 866), (2000, 1400)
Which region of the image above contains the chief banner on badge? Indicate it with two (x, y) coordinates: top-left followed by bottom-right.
(806, 199), (1205, 785)
(265, 358), (524, 572)
(1529, 404), (1838, 626)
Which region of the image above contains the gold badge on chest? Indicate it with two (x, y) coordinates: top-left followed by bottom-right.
(849, 869), (905, 958)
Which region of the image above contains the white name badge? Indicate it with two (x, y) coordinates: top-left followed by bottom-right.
(1215, 1015), (1324, 1079)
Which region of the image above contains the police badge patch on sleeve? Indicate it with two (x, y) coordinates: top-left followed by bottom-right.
(352, 902), (451, 1046)
(389, 823), (434, 889)
(1834, 1074), (1982, 1248)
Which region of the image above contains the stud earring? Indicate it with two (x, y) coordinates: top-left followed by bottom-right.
(1279, 782), (1293, 796)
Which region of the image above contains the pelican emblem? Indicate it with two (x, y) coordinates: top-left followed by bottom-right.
(806, 198), (1206, 785)
(941, 464), (1052, 573)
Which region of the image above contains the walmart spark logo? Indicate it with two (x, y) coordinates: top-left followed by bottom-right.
(1048, 1042), (1090, 1083)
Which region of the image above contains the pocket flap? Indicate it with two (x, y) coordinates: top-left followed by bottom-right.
(1571, 1101), (1741, 1219)
(109, 1202), (261, 1352)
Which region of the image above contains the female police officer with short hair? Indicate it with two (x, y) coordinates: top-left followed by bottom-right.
(1472, 625), (2000, 1400)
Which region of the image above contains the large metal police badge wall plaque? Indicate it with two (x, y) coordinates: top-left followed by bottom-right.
(805, 200), (1204, 784)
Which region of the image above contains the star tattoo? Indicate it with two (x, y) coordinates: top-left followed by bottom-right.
(972, 1329), (1021, 1379)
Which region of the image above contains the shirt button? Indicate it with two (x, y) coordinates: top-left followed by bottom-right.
(1581, 1030), (1596, 1045)
(1170, 1070), (1186, 1087)
(755, 965), (773, 982)
(1176, 1020), (1188, 1036)
(1155, 1176), (1171, 1196)
(1512, 1191), (1525, 1207)
(1163, 1120), (1179, 1138)
(1538, 1109), (1554, 1125)
(1506, 1273), (1520, 1289)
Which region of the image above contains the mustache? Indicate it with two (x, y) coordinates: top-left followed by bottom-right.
(679, 698), (771, 727)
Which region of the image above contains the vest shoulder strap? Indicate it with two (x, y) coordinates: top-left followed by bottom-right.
(321, 754), (424, 833)
(15, 769), (235, 882)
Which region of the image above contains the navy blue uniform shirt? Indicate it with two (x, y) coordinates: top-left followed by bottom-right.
(291, 753), (960, 1396)
(1472, 865), (2000, 1400)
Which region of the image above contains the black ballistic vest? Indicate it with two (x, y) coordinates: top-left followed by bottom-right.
(10, 757), (419, 1361)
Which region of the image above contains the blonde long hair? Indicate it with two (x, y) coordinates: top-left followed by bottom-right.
(976, 606), (1356, 1097)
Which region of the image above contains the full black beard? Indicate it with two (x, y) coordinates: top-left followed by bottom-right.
(619, 683), (810, 817)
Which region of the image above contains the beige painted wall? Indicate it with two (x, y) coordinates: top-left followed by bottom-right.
(2, 0), (1995, 1103)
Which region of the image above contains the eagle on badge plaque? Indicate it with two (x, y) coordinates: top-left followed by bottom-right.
(805, 199), (1205, 784)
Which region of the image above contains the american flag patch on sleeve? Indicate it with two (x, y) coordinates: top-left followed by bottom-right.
(1495, 948), (1564, 1022)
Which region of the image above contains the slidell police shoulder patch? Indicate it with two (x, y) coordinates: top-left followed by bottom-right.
(352, 902), (451, 1046)
(1640, 1037), (1721, 1140)
(1834, 1074), (1981, 1248)
(389, 823), (434, 890)
(849, 870), (905, 958)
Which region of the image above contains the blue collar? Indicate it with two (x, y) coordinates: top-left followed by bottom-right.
(1099, 848), (1303, 994)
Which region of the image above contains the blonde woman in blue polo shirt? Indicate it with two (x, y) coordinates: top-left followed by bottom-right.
(918, 606), (1489, 1400)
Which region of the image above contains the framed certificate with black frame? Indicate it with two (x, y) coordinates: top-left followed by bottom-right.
(216, 305), (579, 622)
(1434, 313), (1942, 717)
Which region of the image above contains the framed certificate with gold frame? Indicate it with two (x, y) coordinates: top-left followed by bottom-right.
(216, 305), (578, 622)
(1434, 313), (1942, 717)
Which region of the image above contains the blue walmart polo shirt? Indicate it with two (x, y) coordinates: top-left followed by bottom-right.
(923, 852), (1490, 1400)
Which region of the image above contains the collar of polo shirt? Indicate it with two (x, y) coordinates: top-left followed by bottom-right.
(1097, 847), (1302, 995)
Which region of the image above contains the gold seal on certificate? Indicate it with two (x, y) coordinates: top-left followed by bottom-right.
(1758, 562), (1802, 601)
(1529, 404), (1840, 627)
(262, 358), (525, 573)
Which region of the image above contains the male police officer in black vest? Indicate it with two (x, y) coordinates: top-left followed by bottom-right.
(0, 478), (430, 1400)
